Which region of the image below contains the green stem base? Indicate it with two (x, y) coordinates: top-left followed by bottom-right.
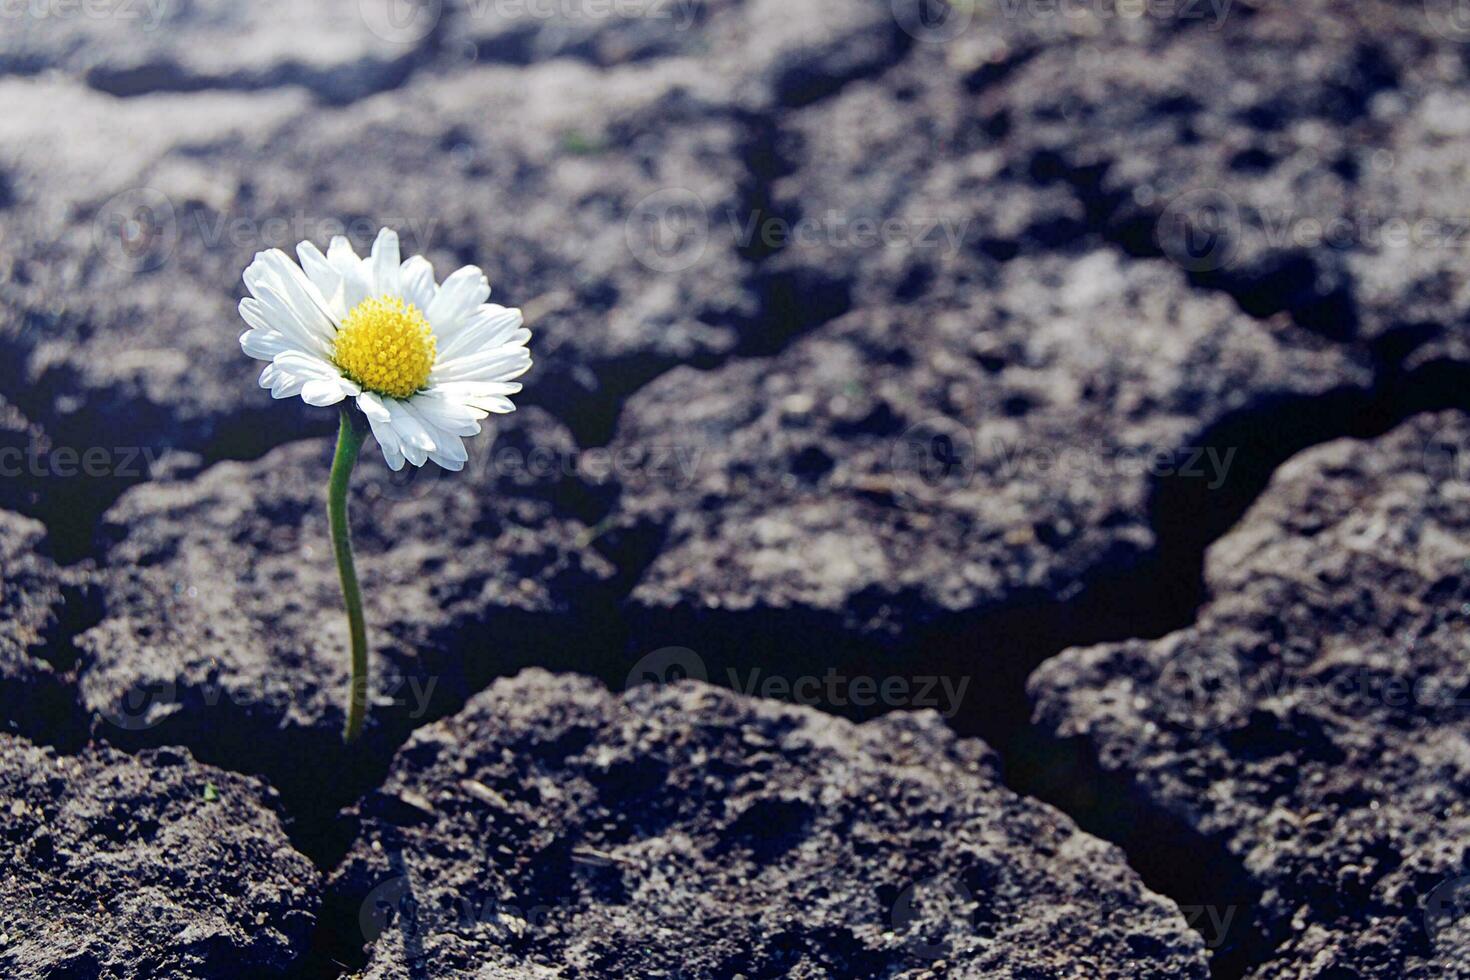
(329, 407), (369, 743)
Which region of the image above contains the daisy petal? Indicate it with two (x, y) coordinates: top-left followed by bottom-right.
(370, 228), (402, 298)
(477, 395), (518, 414)
(260, 363), (307, 400)
(425, 380), (522, 404)
(245, 260), (338, 360)
(327, 236), (361, 272)
(436, 305), (526, 360)
(427, 449), (467, 472)
(410, 392), (487, 435)
(383, 400), (433, 468)
(251, 285), (332, 359)
(431, 346), (533, 385)
(431, 436), (469, 465)
(425, 380), (517, 414)
(301, 376), (358, 407)
(240, 327), (293, 361)
(272, 350), (342, 380)
(238, 299), (311, 363)
(245, 250), (336, 339)
(401, 256), (436, 311)
(356, 390), (392, 424)
(297, 241), (346, 322)
(374, 422), (408, 471)
(358, 392), (407, 471)
(426, 266), (491, 333)
(240, 235), (529, 466)
(399, 397), (469, 457)
(328, 236), (372, 310)
(403, 421), (469, 472)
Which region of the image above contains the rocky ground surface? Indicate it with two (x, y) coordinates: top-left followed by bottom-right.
(332, 671), (1208, 978)
(607, 250), (1368, 660)
(3, 0), (1470, 977)
(0, 734), (320, 979)
(1031, 412), (1470, 979)
(0, 510), (90, 748)
(74, 408), (618, 830)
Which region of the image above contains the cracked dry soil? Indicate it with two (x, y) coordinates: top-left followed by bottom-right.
(4, 1), (1470, 978)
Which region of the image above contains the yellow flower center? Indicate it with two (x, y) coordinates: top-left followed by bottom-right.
(333, 296), (437, 400)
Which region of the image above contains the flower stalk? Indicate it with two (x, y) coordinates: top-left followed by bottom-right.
(328, 406), (370, 743)
(238, 230), (531, 738)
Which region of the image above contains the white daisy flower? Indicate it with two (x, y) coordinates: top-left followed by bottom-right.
(239, 227), (532, 471)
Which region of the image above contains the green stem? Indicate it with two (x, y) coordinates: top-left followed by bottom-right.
(329, 407), (370, 744)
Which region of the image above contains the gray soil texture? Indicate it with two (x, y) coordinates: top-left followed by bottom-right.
(0, 735), (320, 979)
(2, 0), (1470, 977)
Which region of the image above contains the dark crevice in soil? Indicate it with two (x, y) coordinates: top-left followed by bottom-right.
(6, 682), (88, 758)
(85, 58), (406, 105)
(976, 361), (1470, 979)
(0, 79), (858, 561)
(721, 110), (856, 354)
(7, 34), (1453, 979)
(0, 315), (186, 562)
(523, 349), (723, 451)
(737, 264), (854, 358)
(727, 102), (857, 355)
(35, 579), (105, 676)
(770, 12), (914, 110)
(0, 59), (54, 81)
(588, 357), (1470, 979)
(3, 691), (87, 756)
(1029, 149), (1365, 345)
(0, 385), (337, 567)
(963, 45), (1039, 95)
(1114, 213), (1361, 343)
(1010, 733), (1281, 978)
(716, 109), (857, 354)
(587, 515), (668, 601)
(460, 9), (716, 70)
(7, 568), (101, 755)
(82, 25), (445, 106)
(90, 575), (631, 855)
(463, 23), (568, 66)
(42, 342), (1466, 980)
(732, 110), (796, 265)
(539, 105), (853, 450)
(9, 468), (155, 568)
(539, 264), (853, 450)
